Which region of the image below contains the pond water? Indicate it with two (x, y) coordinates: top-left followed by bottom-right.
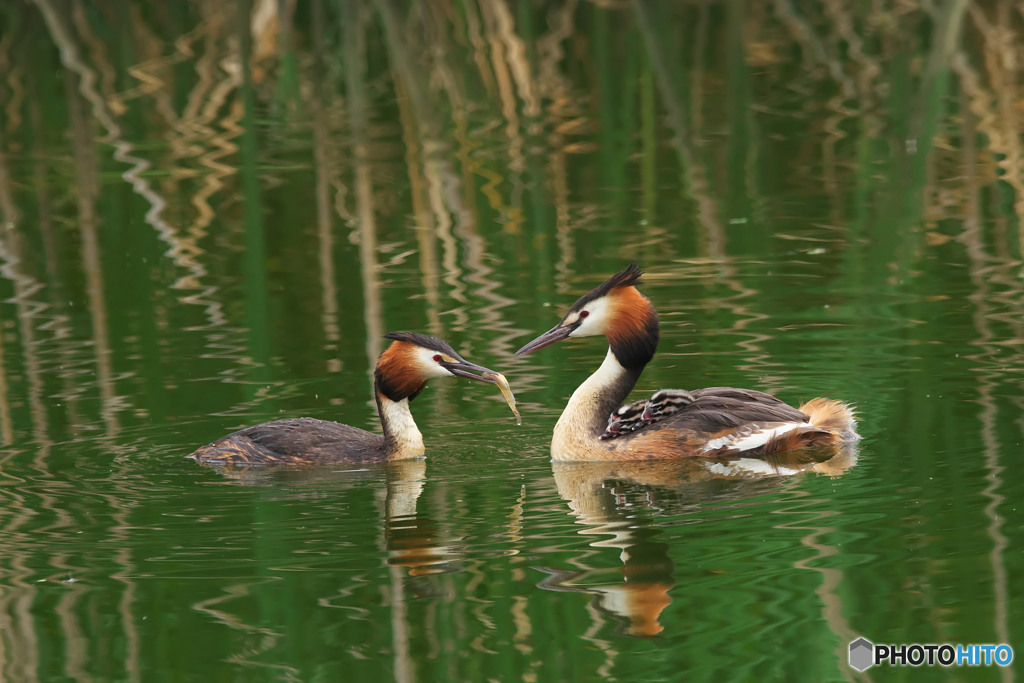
(0, 1), (1021, 681)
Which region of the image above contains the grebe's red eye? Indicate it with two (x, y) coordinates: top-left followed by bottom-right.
(579, 311), (589, 319)
(433, 354), (443, 363)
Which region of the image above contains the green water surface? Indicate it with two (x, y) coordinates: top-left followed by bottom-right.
(0, 2), (1020, 681)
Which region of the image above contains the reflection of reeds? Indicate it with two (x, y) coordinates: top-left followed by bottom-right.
(165, 3), (238, 334)
(44, 0), (237, 361)
(0, 136), (17, 228)
(477, 0), (529, 175)
(634, 3), (786, 389)
(55, 580), (89, 680)
(0, 321), (12, 445)
(963, 3), (1024, 248)
(0, 137), (17, 445)
(67, 68), (120, 438)
(0, 108), (84, 674)
(0, 581), (40, 680)
(310, 0), (342, 372)
(395, 78), (443, 336)
(959, 94), (1014, 680)
(344, 0), (384, 382)
(775, 496), (864, 679)
(535, 0), (581, 289)
(0, 187), (52, 453)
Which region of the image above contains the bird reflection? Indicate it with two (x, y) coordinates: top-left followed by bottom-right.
(535, 521), (674, 637)
(191, 457), (452, 676)
(383, 467), (459, 577)
(196, 457), (456, 577)
(540, 444), (858, 637)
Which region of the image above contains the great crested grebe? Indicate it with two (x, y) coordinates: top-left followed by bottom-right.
(514, 264), (859, 461)
(190, 332), (501, 465)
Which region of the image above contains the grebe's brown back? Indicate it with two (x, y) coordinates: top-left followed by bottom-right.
(514, 264), (859, 461)
(190, 332), (500, 466)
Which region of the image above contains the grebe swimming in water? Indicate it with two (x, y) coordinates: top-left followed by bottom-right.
(190, 332), (502, 465)
(514, 264), (859, 461)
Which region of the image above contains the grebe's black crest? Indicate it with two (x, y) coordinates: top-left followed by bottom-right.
(384, 331), (460, 358)
(593, 263), (658, 370)
(568, 262), (644, 314)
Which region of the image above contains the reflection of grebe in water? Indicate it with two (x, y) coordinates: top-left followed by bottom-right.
(189, 333), (500, 466)
(515, 263), (860, 461)
(205, 453), (466, 580)
(540, 447), (858, 637)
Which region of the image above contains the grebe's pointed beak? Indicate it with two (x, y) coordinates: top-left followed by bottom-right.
(440, 358), (499, 382)
(514, 323), (576, 356)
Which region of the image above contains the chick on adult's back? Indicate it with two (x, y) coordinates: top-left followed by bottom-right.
(190, 332), (500, 465)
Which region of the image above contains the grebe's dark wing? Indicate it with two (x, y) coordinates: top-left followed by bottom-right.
(683, 387), (809, 427)
(634, 388), (829, 455)
(190, 418), (386, 464)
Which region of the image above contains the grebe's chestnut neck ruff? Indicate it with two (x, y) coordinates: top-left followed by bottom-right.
(190, 332), (500, 466)
(514, 264), (859, 461)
